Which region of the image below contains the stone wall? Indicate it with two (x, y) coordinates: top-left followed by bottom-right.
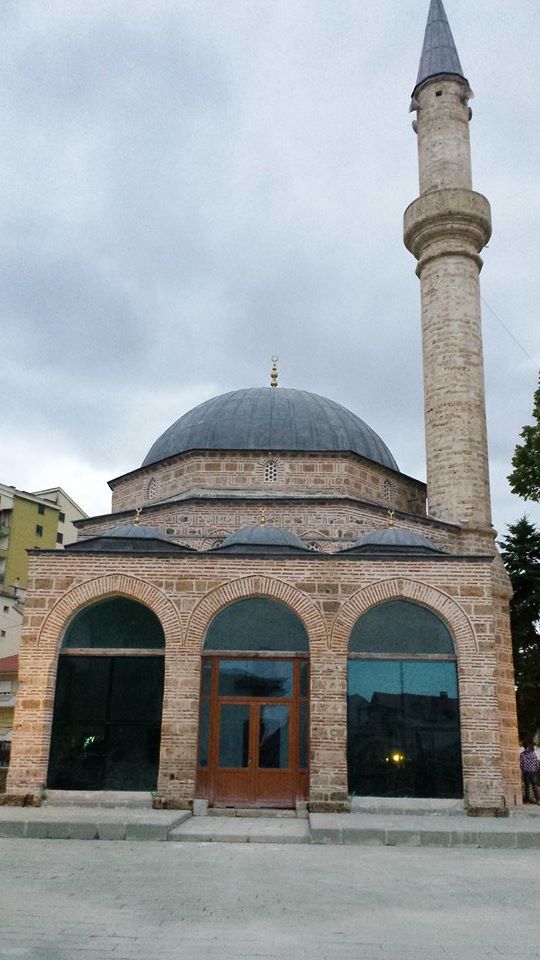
(108, 451), (426, 518)
(7, 549), (519, 812)
(77, 498), (456, 554)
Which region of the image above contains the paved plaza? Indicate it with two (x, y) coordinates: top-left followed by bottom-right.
(1, 839), (539, 960)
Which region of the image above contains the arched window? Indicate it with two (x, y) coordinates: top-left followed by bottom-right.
(347, 600), (462, 800)
(204, 598), (308, 652)
(198, 598), (309, 808)
(264, 460), (278, 482)
(48, 597), (165, 791)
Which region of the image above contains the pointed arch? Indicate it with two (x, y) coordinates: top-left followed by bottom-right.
(37, 574), (183, 659)
(186, 575), (329, 653)
(331, 577), (478, 656)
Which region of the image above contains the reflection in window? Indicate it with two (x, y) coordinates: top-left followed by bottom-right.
(259, 705), (289, 768)
(347, 659), (462, 799)
(48, 656), (164, 790)
(219, 704), (250, 768)
(218, 660), (293, 698)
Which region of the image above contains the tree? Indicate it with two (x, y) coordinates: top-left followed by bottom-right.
(499, 517), (540, 739)
(508, 373), (540, 502)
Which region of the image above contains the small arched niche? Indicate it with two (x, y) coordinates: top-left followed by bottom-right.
(347, 600), (462, 800)
(48, 596), (165, 792)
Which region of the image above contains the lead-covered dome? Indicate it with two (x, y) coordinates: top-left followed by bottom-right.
(142, 388), (398, 470)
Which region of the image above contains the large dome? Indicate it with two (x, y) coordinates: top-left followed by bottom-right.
(142, 387), (398, 470)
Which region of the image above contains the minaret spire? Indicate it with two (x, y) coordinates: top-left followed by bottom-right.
(415, 0), (466, 93)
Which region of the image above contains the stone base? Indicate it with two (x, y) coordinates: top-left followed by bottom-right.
(466, 806), (509, 818)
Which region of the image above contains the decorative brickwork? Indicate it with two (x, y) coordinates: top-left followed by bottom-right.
(108, 451), (425, 518)
(7, 550), (518, 811)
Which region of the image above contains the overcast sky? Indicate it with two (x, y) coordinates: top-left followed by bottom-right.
(3, 0), (539, 536)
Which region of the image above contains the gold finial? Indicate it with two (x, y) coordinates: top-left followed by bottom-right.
(387, 509), (395, 527)
(270, 356), (278, 389)
(259, 507), (267, 526)
(134, 507), (143, 526)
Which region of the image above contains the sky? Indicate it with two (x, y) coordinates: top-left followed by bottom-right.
(3, 0), (539, 536)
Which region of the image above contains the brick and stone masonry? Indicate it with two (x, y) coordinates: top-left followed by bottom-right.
(7, 550), (521, 811)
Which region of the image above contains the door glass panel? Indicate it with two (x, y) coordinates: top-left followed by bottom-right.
(259, 705), (289, 769)
(198, 700), (210, 768)
(218, 660), (293, 698)
(299, 702), (308, 770)
(219, 704), (250, 768)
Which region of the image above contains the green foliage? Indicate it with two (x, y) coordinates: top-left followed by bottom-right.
(499, 517), (540, 739)
(508, 373), (540, 502)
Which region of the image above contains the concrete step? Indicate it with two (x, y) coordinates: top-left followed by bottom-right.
(44, 790), (153, 809)
(350, 796), (465, 816)
(0, 805), (190, 840)
(207, 806), (303, 819)
(169, 815), (311, 844)
(309, 812), (540, 849)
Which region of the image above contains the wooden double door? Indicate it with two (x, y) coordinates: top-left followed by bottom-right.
(197, 656), (309, 808)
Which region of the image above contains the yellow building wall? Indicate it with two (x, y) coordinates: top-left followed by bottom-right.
(4, 497), (58, 589)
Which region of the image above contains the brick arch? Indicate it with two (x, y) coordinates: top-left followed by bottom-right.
(185, 575), (329, 653)
(331, 577), (478, 657)
(37, 574), (183, 655)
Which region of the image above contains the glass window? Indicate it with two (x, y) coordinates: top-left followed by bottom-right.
(218, 660), (293, 698)
(204, 598), (308, 652)
(259, 706), (289, 768)
(35, 525), (43, 537)
(62, 597), (165, 649)
(218, 704), (250, 768)
(347, 659), (462, 799)
(48, 655), (164, 791)
(56, 533), (64, 545)
(59, 512), (65, 523)
(38, 504), (45, 515)
(349, 600), (454, 655)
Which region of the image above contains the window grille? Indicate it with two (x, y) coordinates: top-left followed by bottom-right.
(264, 460), (278, 482)
(147, 478), (157, 500)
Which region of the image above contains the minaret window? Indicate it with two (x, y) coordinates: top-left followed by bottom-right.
(264, 460), (278, 483)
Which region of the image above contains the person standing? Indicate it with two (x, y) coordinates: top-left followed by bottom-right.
(520, 742), (540, 804)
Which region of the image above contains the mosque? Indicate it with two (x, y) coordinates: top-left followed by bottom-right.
(8, 0), (520, 813)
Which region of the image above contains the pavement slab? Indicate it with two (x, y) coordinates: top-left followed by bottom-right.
(1, 840), (540, 960)
(169, 815), (311, 843)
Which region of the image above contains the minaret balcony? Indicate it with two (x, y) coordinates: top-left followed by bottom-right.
(404, 188), (491, 272)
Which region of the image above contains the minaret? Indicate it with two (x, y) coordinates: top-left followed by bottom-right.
(404, 0), (493, 532)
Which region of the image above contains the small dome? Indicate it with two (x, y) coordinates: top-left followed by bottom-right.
(102, 523), (175, 542)
(343, 527), (443, 554)
(67, 522), (193, 553)
(213, 523), (312, 553)
(142, 387), (398, 471)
